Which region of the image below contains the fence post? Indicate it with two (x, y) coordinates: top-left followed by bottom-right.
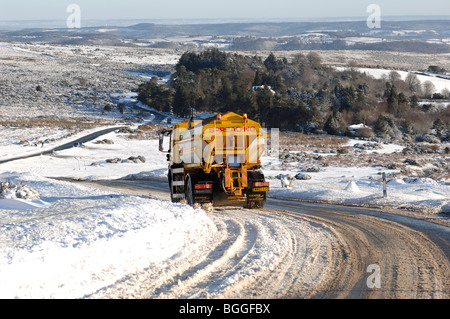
(382, 172), (387, 198)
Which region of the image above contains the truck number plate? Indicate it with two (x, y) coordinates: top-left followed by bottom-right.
(252, 187), (269, 192)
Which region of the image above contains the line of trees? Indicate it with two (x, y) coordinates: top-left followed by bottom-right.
(138, 49), (449, 142)
(229, 37), (450, 55)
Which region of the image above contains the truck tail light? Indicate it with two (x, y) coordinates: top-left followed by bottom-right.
(253, 182), (269, 187)
(195, 184), (212, 190)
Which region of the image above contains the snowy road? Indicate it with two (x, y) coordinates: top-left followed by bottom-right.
(0, 126), (125, 165)
(1, 129), (449, 298)
(74, 178), (450, 299)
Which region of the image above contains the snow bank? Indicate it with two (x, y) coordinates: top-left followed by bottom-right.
(0, 180), (40, 200)
(0, 177), (49, 210)
(0, 198), (49, 210)
(0, 173), (216, 299)
(344, 181), (361, 193)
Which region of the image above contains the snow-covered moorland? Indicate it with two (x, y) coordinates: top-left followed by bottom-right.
(0, 42), (448, 298)
(0, 119), (448, 298)
(264, 133), (449, 215)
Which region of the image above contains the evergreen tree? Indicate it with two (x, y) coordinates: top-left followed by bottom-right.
(324, 112), (347, 135)
(134, 48), (439, 142)
(218, 77), (233, 106)
(172, 81), (199, 117)
(385, 85), (398, 112)
(264, 53), (278, 72)
(409, 95), (419, 108)
(256, 85), (274, 124)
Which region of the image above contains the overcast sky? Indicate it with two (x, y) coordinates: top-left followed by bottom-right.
(0, 0), (449, 21)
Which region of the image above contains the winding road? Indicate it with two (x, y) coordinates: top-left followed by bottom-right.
(3, 128), (449, 299)
(0, 126), (124, 165)
(70, 178), (450, 299)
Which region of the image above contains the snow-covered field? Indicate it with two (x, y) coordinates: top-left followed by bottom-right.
(0, 129), (336, 298)
(0, 120), (449, 298)
(266, 161), (449, 214)
(262, 136), (449, 214)
(0, 42), (448, 298)
(3, 127), (448, 214)
(0, 128), (212, 298)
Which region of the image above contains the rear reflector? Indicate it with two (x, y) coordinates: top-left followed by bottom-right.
(195, 184), (212, 189)
(253, 182), (269, 187)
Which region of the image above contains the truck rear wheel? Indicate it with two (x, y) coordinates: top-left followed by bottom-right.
(185, 175), (194, 206)
(245, 170), (266, 209)
(245, 198), (265, 209)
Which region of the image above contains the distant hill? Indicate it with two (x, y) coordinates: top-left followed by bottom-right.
(0, 19), (449, 54)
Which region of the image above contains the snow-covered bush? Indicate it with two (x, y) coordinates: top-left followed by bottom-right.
(0, 180), (40, 200)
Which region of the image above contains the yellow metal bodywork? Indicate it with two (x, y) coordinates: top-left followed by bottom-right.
(169, 112), (267, 197)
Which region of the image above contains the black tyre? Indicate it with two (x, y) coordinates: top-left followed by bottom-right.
(245, 199), (265, 209)
(185, 175), (194, 206)
(246, 170), (266, 209)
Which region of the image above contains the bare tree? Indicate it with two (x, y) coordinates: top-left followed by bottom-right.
(405, 73), (421, 93)
(441, 88), (450, 99)
(388, 70), (402, 83)
(422, 80), (436, 98)
(292, 53), (307, 66)
(300, 66), (319, 88)
(306, 52), (322, 69)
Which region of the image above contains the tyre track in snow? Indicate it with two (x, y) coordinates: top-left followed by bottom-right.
(66, 178), (449, 299)
(157, 217), (258, 299)
(208, 209), (341, 299)
(85, 200), (341, 299)
(267, 202), (450, 299)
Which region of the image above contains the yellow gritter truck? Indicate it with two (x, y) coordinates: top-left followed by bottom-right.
(158, 112), (269, 208)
